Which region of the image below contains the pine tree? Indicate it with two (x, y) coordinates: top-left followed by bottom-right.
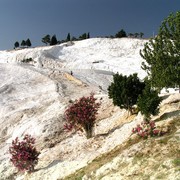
(71, 36), (77, 41)
(140, 32), (144, 38)
(79, 33), (87, 40)
(140, 11), (180, 92)
(50, 35), (58, 45)
(14, 41), (19, 49)
(66, 33), (71, 41)
(108, 73), (145, 114)
(26, 38), (31, 47)
(137, 82), (162, 120)
(134, 33), (139, 38)
(115, 29), (127, 38)
(42, 34), (51, 45)
(21, 40), (26, 47)
(87, 32), (90, 39)
(128, 33), (134, 38)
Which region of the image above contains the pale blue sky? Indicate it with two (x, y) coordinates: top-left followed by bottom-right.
(0, 0), (179, 50)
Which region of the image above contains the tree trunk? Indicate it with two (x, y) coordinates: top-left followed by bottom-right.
(86, 129), (93, 139)
(85, 123), (93, 139)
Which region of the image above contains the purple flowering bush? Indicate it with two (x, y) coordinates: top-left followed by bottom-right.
(9, 134), (40, 173)
(64, 93), (100, 138)
(132, 121), (165, 139)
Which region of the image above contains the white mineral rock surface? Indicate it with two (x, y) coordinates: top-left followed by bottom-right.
(0, 38), (179, 180)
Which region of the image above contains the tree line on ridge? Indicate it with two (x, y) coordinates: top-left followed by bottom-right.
(13, 29), (144, 49)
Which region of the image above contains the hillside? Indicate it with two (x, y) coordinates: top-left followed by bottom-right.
(0, 38), (179, 180)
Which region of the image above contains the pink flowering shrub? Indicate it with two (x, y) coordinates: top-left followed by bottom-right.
(64, 93), (100, 138)
(9, 134), (40, 172)
(132, 121), (165, 139)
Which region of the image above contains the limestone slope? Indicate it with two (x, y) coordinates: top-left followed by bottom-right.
(0, 38), (179, 180)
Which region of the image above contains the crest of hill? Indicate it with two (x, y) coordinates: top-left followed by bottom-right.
(0, 38), (148, 78)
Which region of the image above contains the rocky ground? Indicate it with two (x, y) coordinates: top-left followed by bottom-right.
(0, 63), (179, 180)
(0, 38), (179, 180)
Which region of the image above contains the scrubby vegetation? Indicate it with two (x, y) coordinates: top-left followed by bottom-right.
(137, 82), (162, 120)
(132, 120), (165, 138)
(9, 134), (40, 173)
(64, 93), (100, 138)
(63, 116), (180, 180)
(50, 35), (58, 45)
(115, 29), (127, 38)
(14, 41), (19, 49)
(42, 34), (51, 45)
(14, 38), (32, 49)
(22, 58), (33, 63)
(108, 73), (145, 115)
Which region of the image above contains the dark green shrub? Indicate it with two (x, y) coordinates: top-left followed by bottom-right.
(42, 34), (51, 45)
(137, 83), (162, 120)
(26, 38), (32, 47)
(21, 40), (26, 47)
(50, 35), (58, 45)
(79, 33), (87, 40)
(108, 73), (145, 115)
(14, 41), (19, 48)
(66, 33), (71, 41)
(115, 29), (127, 38)
(22, 58), (33, 63)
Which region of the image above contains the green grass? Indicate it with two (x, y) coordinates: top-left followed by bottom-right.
(63, 117), (180, 180)
(172, 159), (180, 167)
(156, 173), (166, 179)
(161, 164), (169, 169)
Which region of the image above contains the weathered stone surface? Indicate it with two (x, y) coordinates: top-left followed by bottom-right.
(0, 39), (179, 179)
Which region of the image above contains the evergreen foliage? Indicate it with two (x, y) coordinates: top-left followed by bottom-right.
(128, 32), (144, 38)
(50, 35), (58, 45)
(115, 29), (127, 38)
(140, 11), (180, 91)
(128, 33), (134, 38)
(21, 40), (26, 47)
(87, 32), (90, 39)
(134, 33), (139, 38)
(108, 73), (145, 114)
(79, 33), (87, 40)
(42, 34), (51, 45)
(66, 33), (71, 41)
(14, 41), (19, 48)
(140, 32), (144, 38)
(71, 36), (77, 41)
(26, 38), (32, 47)
(22, 58), (33, 63)
(137, 82), (162, 120)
